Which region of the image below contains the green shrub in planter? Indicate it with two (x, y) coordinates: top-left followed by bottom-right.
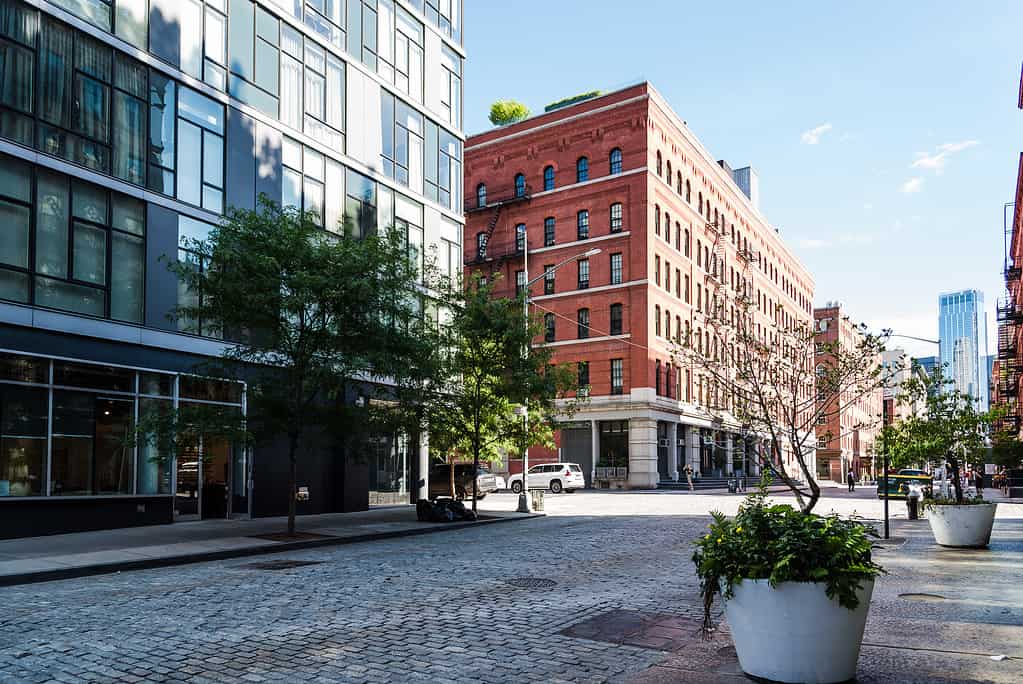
(692, 481), (885, 631)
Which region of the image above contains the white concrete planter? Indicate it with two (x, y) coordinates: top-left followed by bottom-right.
(723, 579), (874, 684)
(926, 502), (997, 548)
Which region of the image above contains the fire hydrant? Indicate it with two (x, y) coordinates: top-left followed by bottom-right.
(906, 484), (923, 520)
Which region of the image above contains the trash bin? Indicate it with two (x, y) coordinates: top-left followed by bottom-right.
(530, 489), (545, 512)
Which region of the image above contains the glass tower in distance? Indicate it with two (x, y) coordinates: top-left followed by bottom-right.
(938, 290), (989, 411)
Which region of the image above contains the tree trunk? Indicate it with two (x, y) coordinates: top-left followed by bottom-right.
(287, 432), (298, 535)
(449, 454), (456, 499)
(472, 449), (480, 514)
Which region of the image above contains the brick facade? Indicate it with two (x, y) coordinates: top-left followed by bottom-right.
(465, 83), (815, 487)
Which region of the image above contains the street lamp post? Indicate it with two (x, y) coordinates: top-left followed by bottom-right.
(515, 230), (601, 514)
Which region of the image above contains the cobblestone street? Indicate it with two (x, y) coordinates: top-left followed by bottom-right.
(1, 491), (1021, 683)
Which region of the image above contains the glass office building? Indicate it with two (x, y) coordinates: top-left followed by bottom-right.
(938, 290), (989, 411)
(0, 0), (463, 537)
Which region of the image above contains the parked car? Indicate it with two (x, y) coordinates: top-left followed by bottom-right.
(428, 463), (499, 500)
(507, 463), (586, 494)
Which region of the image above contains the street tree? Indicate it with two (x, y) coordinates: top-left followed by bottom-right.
(881, 367), (993, 503)
(148, 197), (431, 534)
(425, 275), (576, 512)
(672, 281), (890, 513)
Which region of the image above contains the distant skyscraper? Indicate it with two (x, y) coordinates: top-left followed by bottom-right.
(938, 290), (989, 411)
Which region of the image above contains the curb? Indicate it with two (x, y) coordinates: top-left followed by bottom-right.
(0, 513), (544, 588)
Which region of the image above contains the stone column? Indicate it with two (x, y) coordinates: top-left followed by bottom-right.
(628, 417), (659, 488)
(669, 424), (681, 481)
(687, 428), (701, 476)
(590, 419), (600, 487)
(725, 435), (734, 475)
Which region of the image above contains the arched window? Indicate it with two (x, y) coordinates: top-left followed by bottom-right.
(676, 171), (682, 195)
(654, 205), (660, 235)
(696, 240), (702, 266)
(656, 151), (662, 175)
(686, 179), (691, 202)
(655, 305), (661, 336)
(609, 148), (622, 174)
(713, 208), (719, 229)
(698, 192), (703, 213)
(666, 160), (672, 185)
(576, 157), (589, 183)
(543, 165), (555, 191)
(514, 173), (525, 197)
(476, 183), (486, 208)
(610, 203), (623, 232)
(684, 229), (690, 257)
(655, 360), (662, 395)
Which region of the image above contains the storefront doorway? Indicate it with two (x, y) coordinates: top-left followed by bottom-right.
(173, 437), (245, 520)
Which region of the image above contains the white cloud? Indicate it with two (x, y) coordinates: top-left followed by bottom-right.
(901, 177), (924, 193)
(801, 123), (833, 145)
(796, 238), (832, 249)
(863, 202), (874, 210)
(910, 139), (979, 173)
(839, 233), (874, 245)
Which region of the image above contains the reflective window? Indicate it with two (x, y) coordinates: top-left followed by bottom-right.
(344, 168), (378, 238)
(50, 0), (111, 32)
(0, 383), (47, 496)
(609, 148), (622, 174)
(424, 120), (461, 211)
(576, 156), (588, 183)
(576, 210), (589, 240)
(610, 253), (622, 285)
(381, 91), (424, 192)
(610, 203), (622, 233)
(577, 308), (589, 339)
(610, 303), (623, 335)
(543, 217), (555, 247)
(514, 173), (525, 198)
(543, 165), (554, 191)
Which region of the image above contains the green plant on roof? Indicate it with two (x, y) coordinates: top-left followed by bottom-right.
(489, 100), (531, 126)
(545, 91), (603, 112)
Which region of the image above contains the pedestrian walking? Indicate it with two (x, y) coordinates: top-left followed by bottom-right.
(684, 464), (694, 492)
(847, 469), (856, 492)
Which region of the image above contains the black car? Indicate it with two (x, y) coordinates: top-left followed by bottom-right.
(429, 464), (499, 500)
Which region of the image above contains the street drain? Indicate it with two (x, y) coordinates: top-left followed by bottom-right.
(239, 559), (324, 570)
(505, 577), (557, 589)
(899, 592), (946, 602)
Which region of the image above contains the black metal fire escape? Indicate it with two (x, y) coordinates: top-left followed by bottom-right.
(465, 184), (533, 265)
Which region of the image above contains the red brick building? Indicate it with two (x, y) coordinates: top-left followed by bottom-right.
(464, 83), (815, 487)
(814, 304), (883, 482)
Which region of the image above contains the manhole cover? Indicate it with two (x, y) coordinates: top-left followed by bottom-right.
(505, 577), (557, 589)
(239, 559), (324, 570)
(899, 592), (946, 602)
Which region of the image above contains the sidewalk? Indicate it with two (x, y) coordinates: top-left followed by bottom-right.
(0, 504), (538, 587)
(631, 515), (1023, 683)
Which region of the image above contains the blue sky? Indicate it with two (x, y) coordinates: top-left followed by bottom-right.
(463, 0), (1023, 360)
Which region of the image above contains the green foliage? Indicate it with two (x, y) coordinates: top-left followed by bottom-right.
(881, 364), (995, 484)
(158, 196), (435, 532)
(424, 275), (577, 507)
(488, 100), (531, 126)
(544, 90), (603, 112)
(692, 477), (884, 633)
(920, 492), (987, 511)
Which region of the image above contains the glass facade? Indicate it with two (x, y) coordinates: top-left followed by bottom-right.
(0, 351), (245, 505)
(938, 289), (989, 411)
(0, 0), (465, 524)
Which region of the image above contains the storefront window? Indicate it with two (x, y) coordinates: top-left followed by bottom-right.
(0, 384), (47, 496)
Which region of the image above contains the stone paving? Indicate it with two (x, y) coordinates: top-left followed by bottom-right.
(0, 490), (1021, 683)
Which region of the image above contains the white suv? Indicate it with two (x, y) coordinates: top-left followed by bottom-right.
(508, 463), (586, 494)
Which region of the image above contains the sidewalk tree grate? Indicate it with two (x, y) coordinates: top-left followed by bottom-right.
(505, 577), (557, 589)
(238, 559), (325, 570)
(899, 592), (946, 601)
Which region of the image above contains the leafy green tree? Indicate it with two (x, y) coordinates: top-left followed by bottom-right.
(882, 366), (994, 503)
(425, 276), (576, 511)
(153, 197), (432, 534)
(488, 100), (530, 126)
